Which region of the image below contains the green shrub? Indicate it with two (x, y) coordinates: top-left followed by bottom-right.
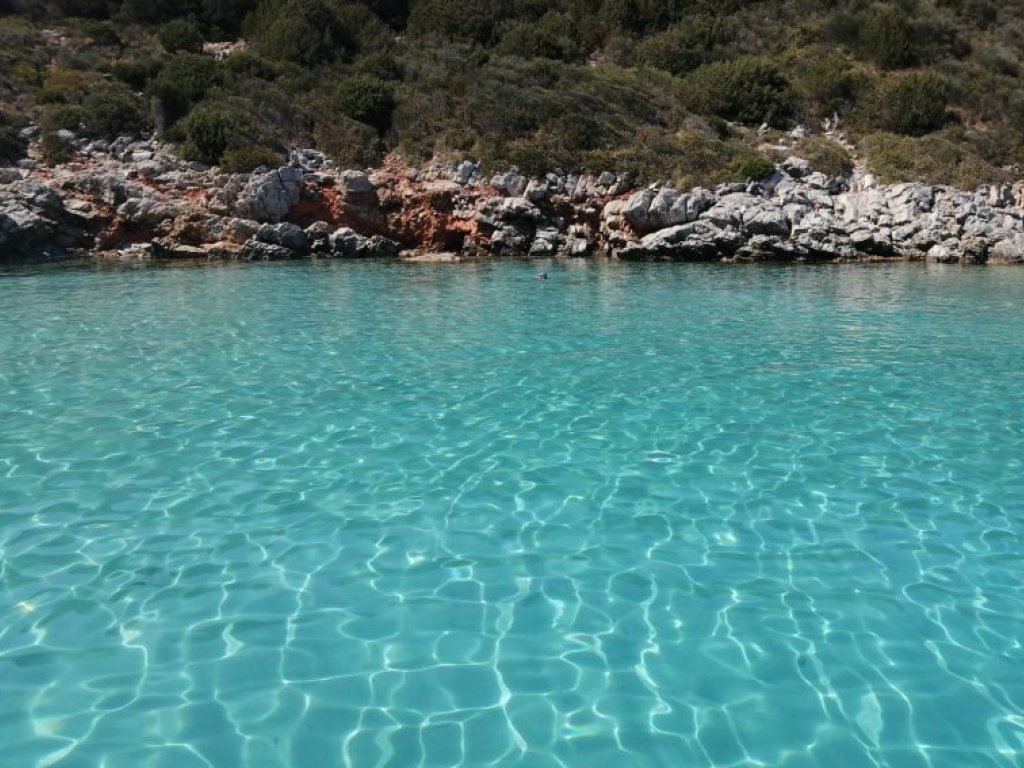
(200, 0), (260, 37)
(36, 68), (102, 104)
(862, 127), (1018, 186)
(247, 0), (353, 65)
(635, 15), (734, 76)
(791, 136), (854, 177)
(313, 115), (380, 168)
(857, 4), (913, 68)
(220, 144), (284, 172)
(181, 105), (234, 164)
(331, 74), (395, 134)
(81, 87), (147, 138)
(685, 56), (795, 127)
(910, 13), (970, 63)
(40, 131), (72, 165)
(956, 0), (998, 29)
(107, 57), (163, 90)
(407, 0), (500, 44)
(34, 66), (147, 139)
(860, 131), (959, 184)
(81, 20), (121, 47)
(119, 0), (200, 25)
(582, 126), (770, 188)
(158, 18), (205, 54)
(56, 0), (116, 19)
(494, 12), (581, 62)
(793, 53), (867, 117)
(729, 153), (775, 181)
(39, 105), (81, 165)
(150, 53), (221, 123)
(355, 50), (403, 81)
(868, 71), (949, 136)
(0, 108), (28, 165)
(41, 103), (85, 132)
(223, 50), (278, 80)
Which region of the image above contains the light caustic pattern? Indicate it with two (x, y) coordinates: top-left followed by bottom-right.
(1, 261), (1023, 768)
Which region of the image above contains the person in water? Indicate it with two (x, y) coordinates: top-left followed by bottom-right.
(536, 272), (548, 280)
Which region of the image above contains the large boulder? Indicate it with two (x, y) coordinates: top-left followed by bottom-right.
(622, 186), (713, 234)
(618, 220), (744, 260)
(234, 167), (303, 222)
(780, 156), (812, 179)
(702, 192), (763, 229)
(255, 222), (309, 254)
(241, 240), (303, 260)
(328, 227), (400, 258)
(742, 205), (790, 237)
(489, 224), (532, 256)
(490, 171), (527, 197)
(989, 234), (1024, 264)
(0, 201), (55, 260)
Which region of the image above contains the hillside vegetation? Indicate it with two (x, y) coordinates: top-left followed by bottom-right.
(2, 0), (1024, 187)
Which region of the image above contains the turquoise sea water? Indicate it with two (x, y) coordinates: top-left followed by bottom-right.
(1, 260), (1024, 768)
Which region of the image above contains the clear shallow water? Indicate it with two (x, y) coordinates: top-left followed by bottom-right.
(1, 260), (1024, 768)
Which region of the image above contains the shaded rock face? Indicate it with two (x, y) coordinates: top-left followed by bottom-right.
(4, 132), (1024, 265)
(0, 179), (96, 261)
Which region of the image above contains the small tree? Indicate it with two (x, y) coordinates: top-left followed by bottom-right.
(332, 74), (395, 134)
(181, 105), (234, 165)
(858, 4), (913, 68)
(158, 18), (205, 54)
(150, 53), (221, 124)
(686, 56), (796, 127)
(871, 71), (949, 136)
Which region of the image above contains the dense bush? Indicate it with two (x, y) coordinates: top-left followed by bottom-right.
(860, 132), (960, 185)
(867, 71), (950, 136)
(729, 153), (776, 181)
(313, 115), (381, 168)
(0, 107), (28, 165)
(685, 57), (796, 127)
(33, 68), (146, 139)
(81, 20), (121, 47)
(39, 105), (80, 165)
(582, 126), (774, 188)
(859, 129), (1013, 187)
(635, 15), (734, 76)
(220, 144), (283, 172)
(793, 53), (867, 118)
(406, 0), (501, 44)
(201, 0), (261, 36)
(331, 74), (395, 134)
(150, 53), (220, 123)
(857, 4), (914, 68)
(246, 0), (353, 65)
(158, 18), (204, 54)
(791, 136), (854, 177)
(494, 12), (582, 62)
(80, 87), (147, 138)
(180, 104), (234, 164)
(107, 57), (163, 90)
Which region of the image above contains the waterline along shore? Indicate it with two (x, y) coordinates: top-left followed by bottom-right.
(4, 138), (1024, 266)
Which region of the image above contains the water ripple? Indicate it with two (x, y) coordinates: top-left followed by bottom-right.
(1, 262), (1024, 767)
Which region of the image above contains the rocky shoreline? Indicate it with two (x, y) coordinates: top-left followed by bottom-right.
(3, 137), (1024, 266)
